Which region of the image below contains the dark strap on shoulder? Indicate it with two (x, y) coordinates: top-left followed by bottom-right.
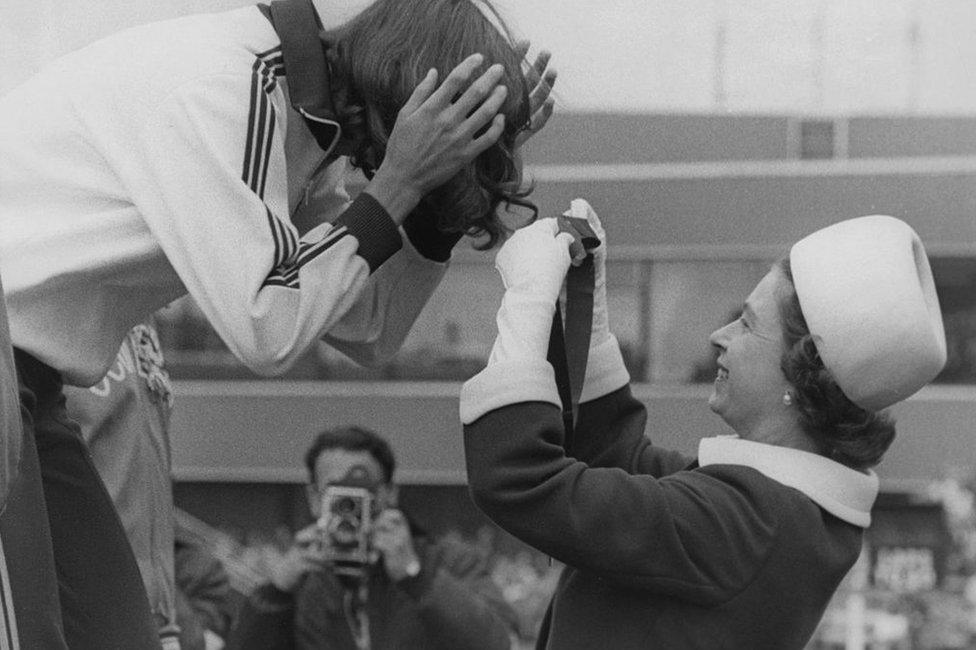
(547, 217), (599, 446)
(268, 0), (330, 113)
(265, 0), (341, 151)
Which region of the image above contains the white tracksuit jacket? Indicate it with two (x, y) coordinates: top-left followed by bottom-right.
(0, 5), (445, 386)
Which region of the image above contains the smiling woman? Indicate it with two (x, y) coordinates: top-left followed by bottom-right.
(707, 267), (799, 447)
(460, 204), (948, 649)
(707, 254), (900, 471)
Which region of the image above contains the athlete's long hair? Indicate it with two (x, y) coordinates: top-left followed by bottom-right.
(324, 0), (535, 249)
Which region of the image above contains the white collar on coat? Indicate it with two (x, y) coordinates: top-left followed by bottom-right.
(698, 435), (879, 528)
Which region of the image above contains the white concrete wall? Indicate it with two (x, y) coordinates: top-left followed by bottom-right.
(3, 0), (976, 114)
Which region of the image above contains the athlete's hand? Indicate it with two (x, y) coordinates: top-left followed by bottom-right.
(513, 42), (556, 150)
(369, 54), (509, 221)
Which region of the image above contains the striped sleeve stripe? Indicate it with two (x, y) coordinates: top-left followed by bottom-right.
(261, 226), (351, 290)
(255, 46), (284, 76)
(256, 46), (283, 68)
(263, 206), (283, 264)
(263, 207), (299, 269)
(262, 275), (298, 289)
(246, 68), (273, 197)
(242, 49), (282, 199)
(256, 65), (277, 198)
(241, 62), (260, 191)
(263, 226), (349, 289)
(0, 538), (19, 650)
(245, 47), (300, 277)
(264, 260), (301, 288)
(295, 226), (349, 268)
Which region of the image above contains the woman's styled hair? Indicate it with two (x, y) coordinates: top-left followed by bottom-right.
(324, 0), (535, 249)
(775, 258), (896, 471)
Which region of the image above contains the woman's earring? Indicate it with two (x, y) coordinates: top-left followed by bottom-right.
(782, 391), (793, 406)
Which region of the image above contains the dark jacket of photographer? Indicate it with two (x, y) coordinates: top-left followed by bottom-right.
(225, 533), (515, 650)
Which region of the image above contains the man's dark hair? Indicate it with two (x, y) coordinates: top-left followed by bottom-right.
(304, 425), (397, 485)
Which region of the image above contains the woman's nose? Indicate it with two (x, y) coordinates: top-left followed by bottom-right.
(708, 329), (722, 347)
(709, 321), (733, 347)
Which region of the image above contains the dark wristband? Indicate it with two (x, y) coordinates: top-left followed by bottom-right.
(334, 192), (403, 272)
(402, 209), (464, 262)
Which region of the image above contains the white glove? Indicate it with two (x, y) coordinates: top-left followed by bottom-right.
(562, 198), (610, 348)
(488, 218), (575, 365)
(495, 217), (575, 297)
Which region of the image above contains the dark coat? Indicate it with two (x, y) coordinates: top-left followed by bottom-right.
(464, 384), (869, 650)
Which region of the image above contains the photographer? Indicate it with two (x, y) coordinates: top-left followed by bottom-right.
(226, 425), (516, 650)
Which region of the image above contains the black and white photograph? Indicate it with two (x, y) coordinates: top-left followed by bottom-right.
(0, 1), (974, 648)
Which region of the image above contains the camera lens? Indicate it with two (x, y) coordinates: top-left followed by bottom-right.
(334, 497), (357, 514)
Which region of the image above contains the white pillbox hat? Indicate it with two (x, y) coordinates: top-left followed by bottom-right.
(789, 215), (947, 411)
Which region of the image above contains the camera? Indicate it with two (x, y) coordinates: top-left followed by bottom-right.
(317, 485), (375, 576)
